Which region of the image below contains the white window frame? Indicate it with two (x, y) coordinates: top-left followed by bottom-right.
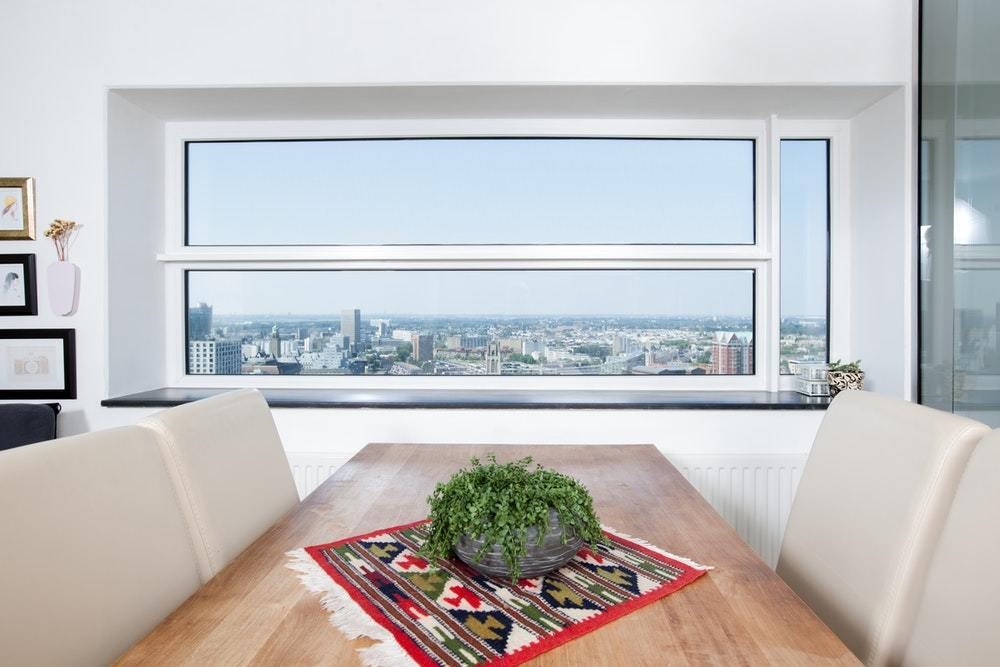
(159, 117), (849, 391)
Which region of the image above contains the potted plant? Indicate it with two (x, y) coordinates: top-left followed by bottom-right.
(827, 359), (864, 396)
(421, 455), (605, 582)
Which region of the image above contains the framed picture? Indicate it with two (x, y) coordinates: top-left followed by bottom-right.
(0, 329), (76, 399)
(0, 254), (38, 315)
(0, 177), (36, 240)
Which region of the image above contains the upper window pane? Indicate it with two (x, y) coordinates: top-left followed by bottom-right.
(185, 138), (755, 246)
(779, 139), (829, 374)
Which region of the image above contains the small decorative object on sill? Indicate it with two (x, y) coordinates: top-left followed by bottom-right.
(421, 454), (605, 582)
(794, 362), (830, 396)
(43, 219), (81, 316)
(827, 359), (864, 397)
(796, 362), (830, 382)
(796, 377), (831, 397)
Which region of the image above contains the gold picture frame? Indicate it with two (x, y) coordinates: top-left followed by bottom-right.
(0, 177), (36, 240)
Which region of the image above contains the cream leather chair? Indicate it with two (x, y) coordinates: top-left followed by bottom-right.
(776, 390), (990, 666)
(902, 428), (1000, 666)
(0, 427), (201, 666)
(138, 389), (298, 582)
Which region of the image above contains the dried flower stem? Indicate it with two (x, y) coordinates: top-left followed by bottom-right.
(44, 219), (80, 262)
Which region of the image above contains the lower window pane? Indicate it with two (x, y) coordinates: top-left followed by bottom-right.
(186, 270), (754, 376)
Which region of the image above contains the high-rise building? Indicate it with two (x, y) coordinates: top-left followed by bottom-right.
(711, 332), (754, 374)
(411, 334), (434, 362)
(613, 335), (641, 356)
(342, 309), (362, 352)
(268, 325), (281, 358)
(188, 302), (212, 340)
(188, 339), (241, 375)
(486, 340), (502, 374)
(370, 319), (392, 339)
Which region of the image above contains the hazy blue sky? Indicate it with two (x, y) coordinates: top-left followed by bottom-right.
(188, 270), (754, 317)
(780, 140), (828, 320)
(187, 138), (754, 245)
(186, 137), (827, 318)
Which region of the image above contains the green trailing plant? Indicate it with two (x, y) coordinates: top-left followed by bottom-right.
(421, 455), (605, 581)
(828, 359), (863, 373)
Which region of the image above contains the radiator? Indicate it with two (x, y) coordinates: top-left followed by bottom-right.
(668, 453), (807, 568)
(284, 451), (806, 569)
(286, 453), (350, 500)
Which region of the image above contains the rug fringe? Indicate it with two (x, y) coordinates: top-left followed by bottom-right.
(285, 549), (416, 667)
(601, 525), (714, 570)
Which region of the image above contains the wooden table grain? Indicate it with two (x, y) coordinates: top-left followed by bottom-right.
(115, 444), (859, 666)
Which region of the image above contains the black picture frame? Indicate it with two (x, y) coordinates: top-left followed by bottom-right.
(0, 253), (37, 315)
(0, 329), (76, 399)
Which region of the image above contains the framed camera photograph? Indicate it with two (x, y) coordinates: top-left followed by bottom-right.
(0, 177), (36, 240)
(0, 329), (76, 399)
(0, 254), (38, 315)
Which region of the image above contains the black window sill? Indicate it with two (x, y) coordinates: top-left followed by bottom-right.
(101, 388), (831, 410)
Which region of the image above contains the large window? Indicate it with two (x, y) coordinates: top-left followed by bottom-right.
(172, 129), (833, 385)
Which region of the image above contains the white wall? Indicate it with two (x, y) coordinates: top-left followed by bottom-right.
(850, 88), (916, 398)
(0, 0), (915, 445)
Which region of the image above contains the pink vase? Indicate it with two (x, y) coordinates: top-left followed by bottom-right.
(47, 261), (79, 315)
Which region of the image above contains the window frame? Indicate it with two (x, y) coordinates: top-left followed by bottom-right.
(160, 118), (847, 391)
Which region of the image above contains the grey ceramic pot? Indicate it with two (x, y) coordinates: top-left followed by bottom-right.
(453, 508), (584, 579)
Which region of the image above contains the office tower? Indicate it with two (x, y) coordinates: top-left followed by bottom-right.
(412, 334), (434, 362)
(268, 325), (281, 358)
(370, 319), (391, 339)
(486, 340), (502, 375)
(711, 332), (754, 375)
(188, 302), (212, 340)
(188, 339), (242, 375)
(342, 309), (362, 352)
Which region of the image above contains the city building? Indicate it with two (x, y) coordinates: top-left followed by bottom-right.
(188, 339), (242, 375)
(711, 332), (754, 375)
(411, 334), (434, 362)
(485, 340), (502, 374)
(370, 319), (392, 339)
(188, 302), (212, 340)
(613, 335), (640, 356)
(341, 309), (362, 352)
(267, 325), (281, 358)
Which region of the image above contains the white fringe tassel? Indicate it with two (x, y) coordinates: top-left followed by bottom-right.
(285, 549), (417, 667)
(601, 525), (714, 571)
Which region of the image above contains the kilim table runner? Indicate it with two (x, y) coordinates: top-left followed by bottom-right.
(287, 520), (711, 667)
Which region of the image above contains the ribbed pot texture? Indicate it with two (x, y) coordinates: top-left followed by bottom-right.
(453, 508), (584, 579)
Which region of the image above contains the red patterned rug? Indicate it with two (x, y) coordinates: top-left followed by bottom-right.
(288, 520), (710, 667)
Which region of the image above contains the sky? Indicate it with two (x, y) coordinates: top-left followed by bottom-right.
(780, 140), (829, 320)
(188, 270), (754, 317)
(186, 137), (828, 318)
(187, 138), (754, 246)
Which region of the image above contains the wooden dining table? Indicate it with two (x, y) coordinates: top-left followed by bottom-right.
(116, 443), (859, 665)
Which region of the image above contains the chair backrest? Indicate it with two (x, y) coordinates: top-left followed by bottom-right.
(0, 403), (59, 451)
(776, 390), (989, 666)
(0, 426), (201, 666)
(138, 389), (298, 582)
(902, 428), (1000, 666)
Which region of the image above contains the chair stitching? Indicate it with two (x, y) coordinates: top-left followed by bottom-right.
(865, 422), (983, 665)
(139, 420), (218, 579)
